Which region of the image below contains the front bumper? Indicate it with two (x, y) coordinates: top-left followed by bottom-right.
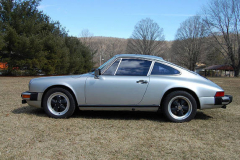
(21, 91), (42, 108)
(21, 91), (38, 101)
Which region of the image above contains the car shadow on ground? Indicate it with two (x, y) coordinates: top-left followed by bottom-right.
(12, 106), (46, 117)
(73, 110), (168, 122)
(72, 110), (212, 122)
(12, 106), (213, 122)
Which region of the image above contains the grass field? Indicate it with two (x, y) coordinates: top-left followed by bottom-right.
(0, 77), (239, 159)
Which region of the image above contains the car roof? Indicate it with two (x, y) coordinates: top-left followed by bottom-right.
(112, 54), (199, 76)
(114, 54), (163, 61)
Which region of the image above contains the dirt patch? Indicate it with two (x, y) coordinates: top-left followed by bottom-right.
(0, 77), (239, 159)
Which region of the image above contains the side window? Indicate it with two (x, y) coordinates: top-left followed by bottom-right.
(103, 59), (120, 75)
(151, 62), (180, 75)
(116, 59), (152, 76)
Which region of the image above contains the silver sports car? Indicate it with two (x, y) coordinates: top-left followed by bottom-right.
(21, 54), (232, 122)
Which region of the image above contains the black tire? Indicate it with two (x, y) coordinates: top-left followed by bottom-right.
(43, 88), (76, 118)
(162, 91), (197, 122)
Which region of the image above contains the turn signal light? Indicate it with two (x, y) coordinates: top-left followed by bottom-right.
(22, 95), (30, 99)
(215, 91), (224, 97)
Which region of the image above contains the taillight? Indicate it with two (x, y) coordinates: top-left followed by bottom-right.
(215, 91), (224, 97)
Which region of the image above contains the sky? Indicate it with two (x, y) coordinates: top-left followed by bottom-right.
(38, 0), (210, 41)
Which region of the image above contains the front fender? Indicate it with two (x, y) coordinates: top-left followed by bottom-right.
(29, 75), (89, 105)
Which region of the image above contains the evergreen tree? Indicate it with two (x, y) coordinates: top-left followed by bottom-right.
(0, 0), (92, 75)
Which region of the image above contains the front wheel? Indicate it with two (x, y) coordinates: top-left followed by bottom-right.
(43, 88), (76, 118)
(162, 91), (197, 122)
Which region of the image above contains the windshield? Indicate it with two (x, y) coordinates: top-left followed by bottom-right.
(98, 57), (115, 70)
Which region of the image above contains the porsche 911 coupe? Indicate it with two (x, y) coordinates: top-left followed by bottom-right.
(21, 54), (232, 122)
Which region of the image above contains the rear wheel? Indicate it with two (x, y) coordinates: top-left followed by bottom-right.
(162, 91), (197, 122)
(43, 88), (76, 118)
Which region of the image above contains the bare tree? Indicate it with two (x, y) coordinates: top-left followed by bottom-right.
(172, 16), (207, 71)
(97, 40), (108, 66)
(106, 39), (127, 58)
(83, 37), (128, 67)
(79, 29), (94, 46)
(126, 18), (165, 55)
(202, 0), (240, 77)
(79, 29), (96, 66)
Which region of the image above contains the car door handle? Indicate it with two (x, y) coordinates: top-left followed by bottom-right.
(136, 80), (148, 84)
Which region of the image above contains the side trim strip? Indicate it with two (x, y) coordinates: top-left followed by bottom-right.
(79, 105), (159, 107)
(79, 106), (159, 111)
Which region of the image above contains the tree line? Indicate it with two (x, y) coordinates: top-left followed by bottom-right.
(80, 0), (239, 77)
(0, 0), (93, 75)
(172, 0), (240, 77)
(126, 0), (240, 76)
(0, 0), (239, 77)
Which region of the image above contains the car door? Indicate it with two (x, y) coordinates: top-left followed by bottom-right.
(85, 58), (152, 105)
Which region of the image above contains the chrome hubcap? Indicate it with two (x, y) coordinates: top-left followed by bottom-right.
(47, 92), (70, 116)
(168, 96), (192, 120)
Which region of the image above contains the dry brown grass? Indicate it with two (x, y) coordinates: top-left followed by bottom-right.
(0, 77), (239, 160)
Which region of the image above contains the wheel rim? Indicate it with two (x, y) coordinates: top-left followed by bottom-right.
(47, 92), (70, 116)
(168, 96), (192, 120)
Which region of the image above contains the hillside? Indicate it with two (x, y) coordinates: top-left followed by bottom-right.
(79, 36), (172, 67)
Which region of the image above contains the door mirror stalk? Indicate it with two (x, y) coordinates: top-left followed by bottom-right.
(94, 69), (101, 79)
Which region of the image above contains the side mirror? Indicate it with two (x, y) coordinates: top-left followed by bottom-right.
(94, 69), (101, 79)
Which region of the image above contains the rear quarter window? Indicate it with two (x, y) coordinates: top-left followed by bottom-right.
(151, 62), (180, 75)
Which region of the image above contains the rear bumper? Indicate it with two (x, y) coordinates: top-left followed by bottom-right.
(21, 91), (42, 108)
(215, 95), (233, 105)
(199, 95), (233, 109)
